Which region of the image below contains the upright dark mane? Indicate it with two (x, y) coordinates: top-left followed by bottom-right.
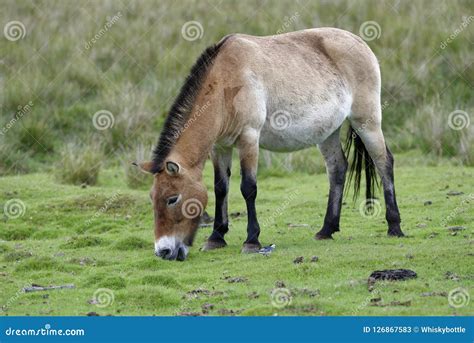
(151, 38), (230, 173)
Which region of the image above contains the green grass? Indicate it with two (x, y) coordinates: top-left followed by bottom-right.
(1, 154), (473, 316)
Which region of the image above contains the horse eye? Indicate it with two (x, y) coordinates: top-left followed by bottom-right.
(166, 194), (181, 207)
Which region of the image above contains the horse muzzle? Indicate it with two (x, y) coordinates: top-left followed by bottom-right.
(154, 236), (189, 261)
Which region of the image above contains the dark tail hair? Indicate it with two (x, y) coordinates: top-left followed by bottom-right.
(344, 126), (378, 203)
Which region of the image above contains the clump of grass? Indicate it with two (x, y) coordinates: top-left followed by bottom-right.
(3, 250), (33, 262)
(61, 236), (105, 249)
(120, 144), (154, 189)
(31, 229), (64, 240)
(0, 140), (33, 176)
(114, 236), (150, 250)
(0, 243), (12, 253)
(16, 119), (55, 154)
(0, 227), (37, 241)
(71, 193), (135, 211)
(98, 276), (127, 289)
(15, 256), (60, 272)
(141, 274), (181, 288)
(410, 102), (474, 166)
(55, 142), (103, 185)
(115, 286), (181, 309)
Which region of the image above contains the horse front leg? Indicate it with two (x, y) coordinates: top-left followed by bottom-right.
(238, 129), (262, 253)
(202, 146), (233, 251)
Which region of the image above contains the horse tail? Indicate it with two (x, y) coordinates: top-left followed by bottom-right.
(344, 126), (378, 205)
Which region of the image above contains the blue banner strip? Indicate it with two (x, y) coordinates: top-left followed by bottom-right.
(1, 316), (472, 343)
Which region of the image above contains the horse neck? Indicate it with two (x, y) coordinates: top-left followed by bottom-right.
(167, 97), (222, 175)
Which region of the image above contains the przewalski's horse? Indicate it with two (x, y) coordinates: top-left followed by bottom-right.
(137, 28), (404, 261)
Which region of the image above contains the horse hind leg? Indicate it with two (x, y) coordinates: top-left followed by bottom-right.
(315, 128), (348, 239)
(348, 113), (404, 237)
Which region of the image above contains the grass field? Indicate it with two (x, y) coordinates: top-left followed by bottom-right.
(1, 154), (472, 316)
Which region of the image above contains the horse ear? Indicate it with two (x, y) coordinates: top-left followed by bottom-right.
(165, 161), (180, 175)
(132, 161), (155, 174)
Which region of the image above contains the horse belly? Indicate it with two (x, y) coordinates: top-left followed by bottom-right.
(259, 96), (351, 152)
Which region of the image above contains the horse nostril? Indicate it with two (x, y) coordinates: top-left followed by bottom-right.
(177, 247), (187, 261)
(158, 248), (172, 258)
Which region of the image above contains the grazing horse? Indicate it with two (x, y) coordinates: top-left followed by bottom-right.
(137, 28), (404, 261)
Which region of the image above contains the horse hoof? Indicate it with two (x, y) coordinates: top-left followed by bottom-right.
(201, 239), (227, 251)
(388, 231), (405, 237)
(241, 243), (261, 254)
(314, 233), (333, 240)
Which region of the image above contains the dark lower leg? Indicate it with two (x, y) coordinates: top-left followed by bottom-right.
(208, 167), (231, 244)
(383, 147), (403, 236)
(204, 149), (232, 250)
(316, 174), (346, 239)
(241, 171), (261, 248)
(316, 131), (347, 239)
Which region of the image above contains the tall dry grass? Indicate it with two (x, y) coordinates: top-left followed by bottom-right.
(0, 0), (472, 182)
